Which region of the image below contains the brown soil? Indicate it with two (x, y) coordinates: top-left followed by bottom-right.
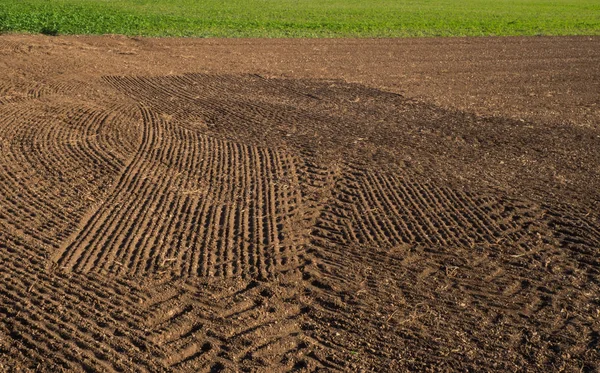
(0, 34), (599, 372)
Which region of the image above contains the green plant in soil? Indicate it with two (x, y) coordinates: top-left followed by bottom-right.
(0, 0), (599, 37)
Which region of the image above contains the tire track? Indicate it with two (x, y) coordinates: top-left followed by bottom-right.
(0, 100), (141, 257)
(133, 274), (355, 372)
(0, 94), (158, 371)
(302, 162), (600, 370)
(54, 104), (308, 278)
(0, 227), (165, 372)
(100, 74), (357, 159)
(0, 82), (50, 105)
(310, 164), (547, 251)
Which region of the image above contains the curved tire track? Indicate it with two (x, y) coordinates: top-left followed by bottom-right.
(54, 105), (308, 279)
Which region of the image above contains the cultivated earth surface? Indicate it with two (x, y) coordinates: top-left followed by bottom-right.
(0, 35), (599, 372)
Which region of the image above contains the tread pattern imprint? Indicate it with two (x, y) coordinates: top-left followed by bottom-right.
(1, 73), (599, 372)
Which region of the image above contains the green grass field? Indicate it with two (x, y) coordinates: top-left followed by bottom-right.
(1, 0), (599, 38)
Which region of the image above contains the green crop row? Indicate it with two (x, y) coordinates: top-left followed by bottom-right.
(0, 0), (599, 37)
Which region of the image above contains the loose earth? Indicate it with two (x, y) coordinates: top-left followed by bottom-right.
(0, 35), (599, 372)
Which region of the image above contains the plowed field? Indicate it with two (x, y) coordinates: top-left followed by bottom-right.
(1, 35), (599, 372)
